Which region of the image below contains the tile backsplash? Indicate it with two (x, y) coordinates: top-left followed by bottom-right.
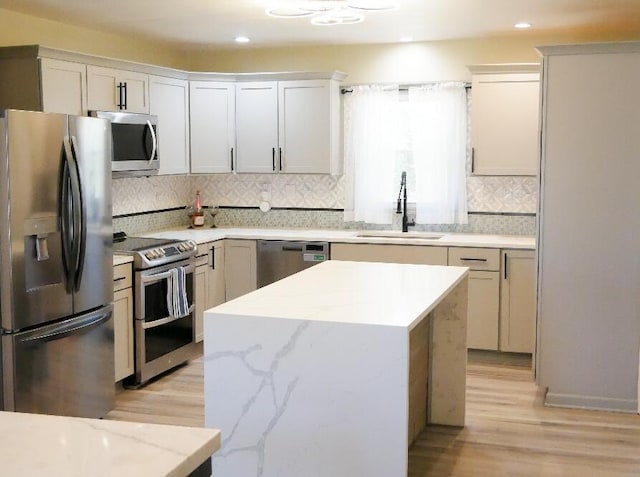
(112, 172), (537, 236)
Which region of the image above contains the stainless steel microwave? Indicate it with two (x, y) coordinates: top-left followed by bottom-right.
(90, 111), (159, 177)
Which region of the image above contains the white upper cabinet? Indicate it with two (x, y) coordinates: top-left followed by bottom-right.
(235, 81), (279, 173)
(87, 65), (149, 113)
(40, 58), (87, 116)
(470, 66), (540, 176)
(278, 80), (341, 174)
(235, 78), (343, 174)
(190, 81), (236, 173)
(149, 75), (190, 175)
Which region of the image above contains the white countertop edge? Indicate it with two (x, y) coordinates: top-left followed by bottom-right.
(0, 411), (221, 477)
(205, 261), (469, 329)
(139, 227), (535, 250)
(112, 255), (133, 266)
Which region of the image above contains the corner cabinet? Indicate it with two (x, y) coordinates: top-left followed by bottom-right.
(224, 240), (257, 301)
(235, 78), (343, 174)
(195, 241), (226, 343)
(40, 58), (88, 115)
(190, 81), (236, 173)
(150, 75), (190, 175)
(500, 250), (536, 353)
(87, 65), (149, 113)
(113, 263), (134, 382)
(469, 64), (540, 176)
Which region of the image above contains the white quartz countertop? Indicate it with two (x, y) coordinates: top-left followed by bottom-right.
(0, 411), (221, 477)
(207, 260), (468, 330)
(141, 226), (535, 249)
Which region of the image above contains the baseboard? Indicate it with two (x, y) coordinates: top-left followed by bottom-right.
(545, 391), (638, 413)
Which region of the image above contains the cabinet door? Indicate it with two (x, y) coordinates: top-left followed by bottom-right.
(150, 75), (190, 175)
(190, 81), (236, 173)
(471, 72), (539, 176)
(500, 250), (536, 353)
(207, 241), (226, 308)
(278, 80), (335, 174)
(235, 81), (278, 173)
(194, 263), (209, 343)
(87, 65), (149, 113)
(113, 287), (134, 381)
(40, 58), (87, 115)
(466, 271), (500, 350)
(330, 243), (447, 265)
(224, 239), (257, 301)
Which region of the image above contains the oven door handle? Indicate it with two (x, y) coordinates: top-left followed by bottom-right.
(141, 304), (196, 330)
(140, 263), (195, 284)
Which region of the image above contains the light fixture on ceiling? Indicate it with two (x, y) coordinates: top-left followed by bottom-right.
(235, 36), (251, 43)
(514, 22), (532, 29)
(266, 0), (398, 26)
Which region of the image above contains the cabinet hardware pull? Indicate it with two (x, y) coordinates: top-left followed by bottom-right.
(230, 148), (234, 172)
(504, 253), (508, 280)
(117, 82), (125, 110)
(113, 276), (126, 282)
(210, 247), (215, 270)
(279, 147), (283, 171)
(471, 147), (475, 173)
(460, 258), (487, 262)
(272, 147), (276, 171)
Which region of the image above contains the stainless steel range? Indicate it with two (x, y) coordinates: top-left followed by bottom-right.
(113, 233), (198, 386)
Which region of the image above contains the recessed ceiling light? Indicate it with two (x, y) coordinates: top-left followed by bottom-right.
(235, 36), (251, 43)
(514, 22), (532, 29)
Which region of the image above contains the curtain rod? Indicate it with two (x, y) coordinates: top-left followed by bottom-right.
(341, 81), (471, 95)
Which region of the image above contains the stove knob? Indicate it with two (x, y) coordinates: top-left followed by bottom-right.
(157, 248), (166, 256)
(188, 240), (197, 249)
(145, 251), (155, 260)
(177, 243), (186, 251)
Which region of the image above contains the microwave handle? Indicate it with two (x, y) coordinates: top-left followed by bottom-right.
(147, 120), (157, 164)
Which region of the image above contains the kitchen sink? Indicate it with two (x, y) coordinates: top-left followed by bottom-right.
(356, 231), (444, 240)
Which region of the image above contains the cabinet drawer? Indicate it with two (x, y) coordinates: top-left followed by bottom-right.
(113, 263), (132, 291)
(448, 247), (500, 271)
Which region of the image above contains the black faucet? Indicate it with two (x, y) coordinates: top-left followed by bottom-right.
(396, 171), (415, 232)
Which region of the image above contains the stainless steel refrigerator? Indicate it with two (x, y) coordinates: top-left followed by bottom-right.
(0, 109), (115, 418)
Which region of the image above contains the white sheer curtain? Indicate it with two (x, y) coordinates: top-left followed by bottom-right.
(343, 85), (400, 224)
(409, 83), (468, 224)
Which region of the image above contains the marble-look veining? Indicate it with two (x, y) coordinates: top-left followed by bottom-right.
(0, 411), (221, 477)
(203, 261), (468, 477)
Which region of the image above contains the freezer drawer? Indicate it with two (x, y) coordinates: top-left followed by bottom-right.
(2, 305), (115, 418)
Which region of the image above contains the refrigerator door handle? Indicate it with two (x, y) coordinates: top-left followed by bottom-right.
(68, 136), (86, 291)
(18, 307), (113, 344)
(60, 140), (75, 292)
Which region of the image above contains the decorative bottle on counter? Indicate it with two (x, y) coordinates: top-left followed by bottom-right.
(192, 190), (205, 227)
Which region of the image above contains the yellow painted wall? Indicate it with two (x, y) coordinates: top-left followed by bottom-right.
(0, 8), (184, 68)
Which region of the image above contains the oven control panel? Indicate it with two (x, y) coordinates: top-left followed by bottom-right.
(141, 240), (197, 266)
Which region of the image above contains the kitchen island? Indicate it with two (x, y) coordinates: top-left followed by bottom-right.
(203, 260), (468, 477)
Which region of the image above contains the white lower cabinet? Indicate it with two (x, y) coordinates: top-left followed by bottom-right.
(448, 247), (501, 350)
(113, 263), (134, 382)
(195, 241), (226, 343)
(224, 240), (257, 301)
(500, 250), (536, 353)
(330, 243), (448, 265)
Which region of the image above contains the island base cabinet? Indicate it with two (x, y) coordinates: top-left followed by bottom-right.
(408, 315), (429, 445)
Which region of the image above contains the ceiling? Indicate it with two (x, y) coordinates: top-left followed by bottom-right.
(1, 0), (639, 50)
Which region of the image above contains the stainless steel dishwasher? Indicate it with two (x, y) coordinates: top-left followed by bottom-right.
(257, 240), (330, 288)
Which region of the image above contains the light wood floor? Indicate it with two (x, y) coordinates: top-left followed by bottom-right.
(105, 351), (640, 476)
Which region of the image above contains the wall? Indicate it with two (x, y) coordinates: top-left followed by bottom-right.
(0, 8), (184, 68)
